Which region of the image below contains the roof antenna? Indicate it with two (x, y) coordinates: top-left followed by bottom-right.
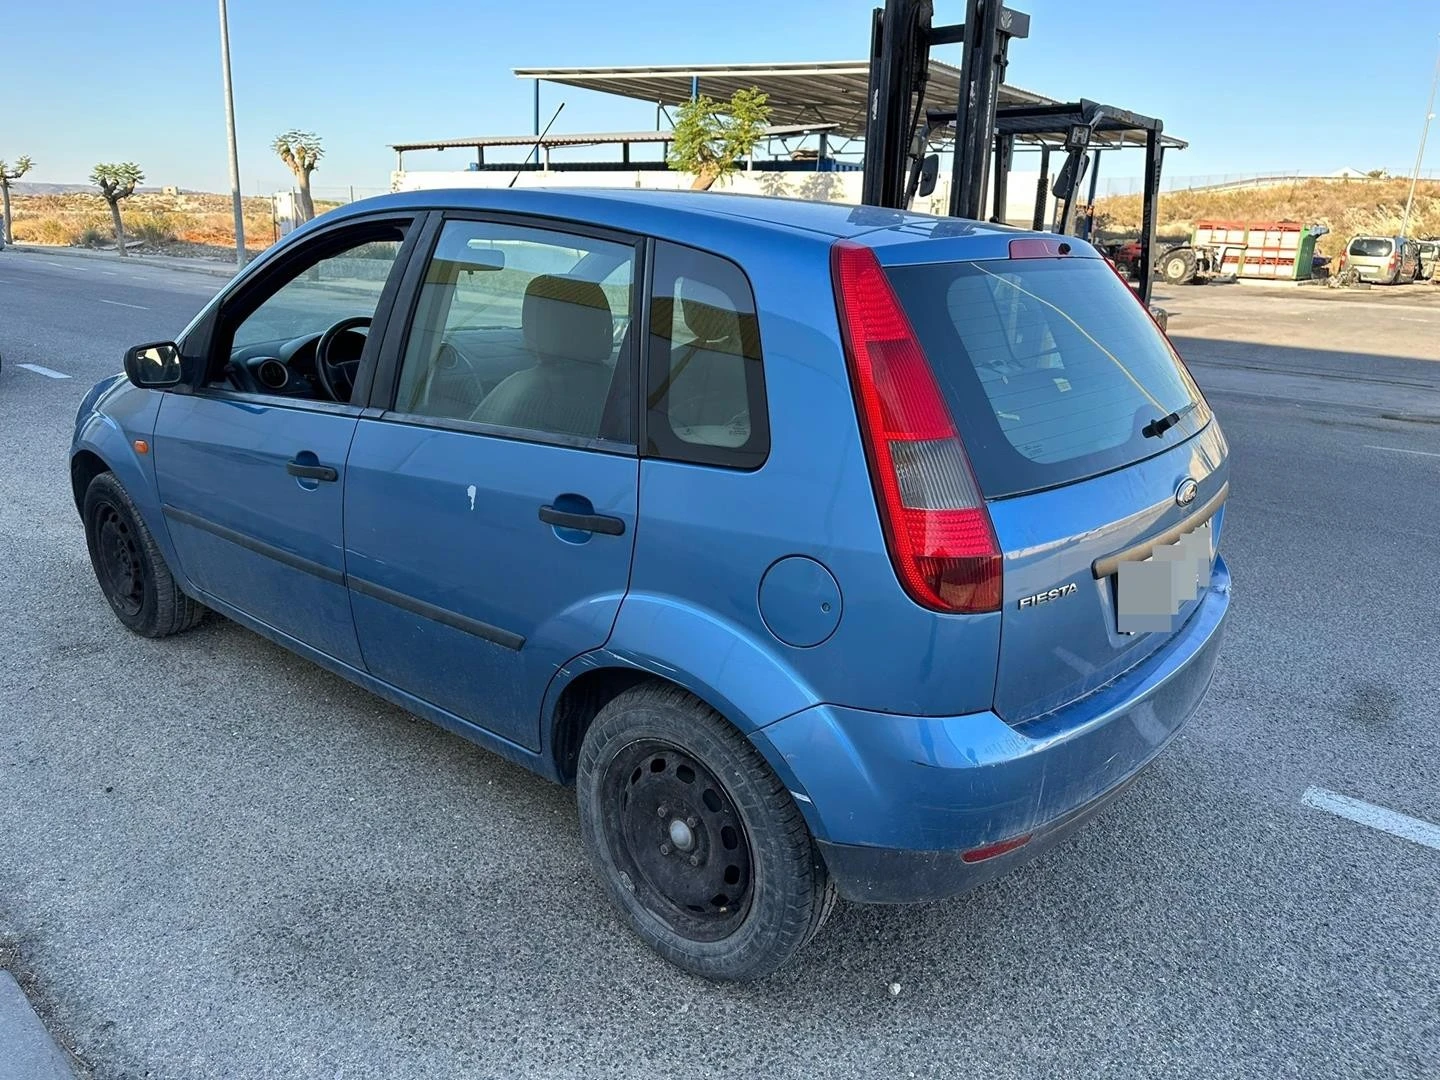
(510, 102), (566, 189)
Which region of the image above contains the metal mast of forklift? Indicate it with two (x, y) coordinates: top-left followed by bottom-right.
(862, 0), (1028, 218)
(860, 0), (1170, 303)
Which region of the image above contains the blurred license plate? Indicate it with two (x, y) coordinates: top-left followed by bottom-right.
(1116, 523), (1212, 635)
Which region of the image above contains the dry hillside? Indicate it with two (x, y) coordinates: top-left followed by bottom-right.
(4, 191), (339, 257)
(1094, 177), (1440, 258)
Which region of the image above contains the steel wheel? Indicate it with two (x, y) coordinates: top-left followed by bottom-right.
(601, 740), (754, 942)
(578, 682), (837, 980)
(94, 500), (145, 618)
(82, 471), (205, 638)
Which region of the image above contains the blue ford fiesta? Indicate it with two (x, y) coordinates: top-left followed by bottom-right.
(71, 189), (1230, 980)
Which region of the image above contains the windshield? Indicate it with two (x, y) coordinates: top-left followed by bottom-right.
(1349, 237), (1393, 257)
(887, 256), (1210, 498)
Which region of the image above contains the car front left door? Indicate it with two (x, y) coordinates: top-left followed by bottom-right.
(153, 215), (418, 667)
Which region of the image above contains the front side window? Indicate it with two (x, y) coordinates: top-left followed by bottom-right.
(394, 219), (635, 444)
(646, 242), (768, 469)
(215, 222), (409, 403)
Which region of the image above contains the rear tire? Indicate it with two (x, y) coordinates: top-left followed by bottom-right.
(1161, 247), (1197, 285)
(82, 472), (204, 638)
(577, 682), (836, 981)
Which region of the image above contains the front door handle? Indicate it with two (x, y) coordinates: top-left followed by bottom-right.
(287, 460), (339, 482)
(538, 505), (625, 536)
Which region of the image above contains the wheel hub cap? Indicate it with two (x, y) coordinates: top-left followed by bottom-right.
(667, 818), (695, 852)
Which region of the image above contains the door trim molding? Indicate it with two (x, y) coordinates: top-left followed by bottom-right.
(162, 504), (528, 652)
(347, 575), (526, 651)
(162, 504), (344, 585)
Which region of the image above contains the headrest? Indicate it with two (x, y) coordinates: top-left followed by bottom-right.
(679, 278), (742, 345)
(523, 274), (613, 365)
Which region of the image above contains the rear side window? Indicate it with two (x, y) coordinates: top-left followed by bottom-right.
(887, 256), (1209, 498)
(646, 242), (768, 469)
(1349, 237), (1393, 257)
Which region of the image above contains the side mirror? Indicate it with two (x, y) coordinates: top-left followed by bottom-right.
(1051, 152), (1089, 201)
(123, 341), (182, 389)
(916, 154), (941, 198)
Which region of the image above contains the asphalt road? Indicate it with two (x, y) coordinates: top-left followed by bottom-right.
(1, 251), (1437, 1080)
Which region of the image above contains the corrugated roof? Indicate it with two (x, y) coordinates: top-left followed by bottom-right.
(513, 61), (1054, 141)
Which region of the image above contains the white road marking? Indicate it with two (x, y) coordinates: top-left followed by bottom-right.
(1364, 444), (1440, 459)
(16, 363), (71, 379)
(1301, 787), (1440, 852)
(97, 298), (148, 310)
(42, 260), (83, 270)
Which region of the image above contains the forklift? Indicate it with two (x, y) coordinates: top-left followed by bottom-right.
(859, 0), (1171, 308)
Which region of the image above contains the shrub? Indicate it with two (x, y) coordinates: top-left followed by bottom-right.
(13, 217), (78, 245)
(77, 224), (109, 248)
(129, 212), (177, 247)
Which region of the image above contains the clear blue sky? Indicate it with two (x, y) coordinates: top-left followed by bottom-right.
(5, 0), (1438, 194)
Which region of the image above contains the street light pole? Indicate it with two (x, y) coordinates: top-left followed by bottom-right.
(1401, 35), (1440, 239)
(218, 0), (246, 267)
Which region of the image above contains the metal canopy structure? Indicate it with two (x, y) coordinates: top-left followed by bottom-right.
(513, 61), (1052, 140)
(975, 101), (1187, 151)
(392, 123), (837, 157)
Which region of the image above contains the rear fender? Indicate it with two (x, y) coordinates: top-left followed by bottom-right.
(539, 599), (829, 836)
(555, 592), (822, 737)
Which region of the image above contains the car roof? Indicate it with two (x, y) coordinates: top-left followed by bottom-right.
(331, 186), (1023, 246)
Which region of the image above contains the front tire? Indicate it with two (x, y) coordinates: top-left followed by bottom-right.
(577, 683), (836, 981)
(82, 471), (204, 638)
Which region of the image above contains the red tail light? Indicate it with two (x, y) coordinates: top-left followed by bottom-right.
(830, 241), (1001, 614)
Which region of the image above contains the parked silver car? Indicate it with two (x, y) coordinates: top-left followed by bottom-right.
(1340, 235), (1419, 284)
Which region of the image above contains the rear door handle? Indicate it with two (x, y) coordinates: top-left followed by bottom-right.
(538, 505), (625, 536)
(287, 460), (339, 482)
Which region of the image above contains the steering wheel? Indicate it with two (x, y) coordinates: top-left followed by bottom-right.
(314, 316), (372, 403)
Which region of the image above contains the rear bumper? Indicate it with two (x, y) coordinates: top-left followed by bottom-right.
(754, 554), (1231, 904)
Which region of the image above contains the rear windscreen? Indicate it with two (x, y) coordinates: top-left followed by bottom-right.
(887, 257), (1210, 498)
(1349, 238), (1393, 257)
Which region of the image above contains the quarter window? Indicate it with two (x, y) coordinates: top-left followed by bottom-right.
(646, 242), (768, 469)
(395, 219), (635, 444)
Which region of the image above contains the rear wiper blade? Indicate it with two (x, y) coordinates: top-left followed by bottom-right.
(1142, 401), (1197, 439)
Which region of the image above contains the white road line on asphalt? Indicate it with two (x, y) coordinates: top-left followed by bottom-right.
(97, 298), (148, 310)
(16, 363), (72, 379)
(1364, 444), (1440, 458)
(1301, 787), (1440, 852)
(42, 260), (83, 270)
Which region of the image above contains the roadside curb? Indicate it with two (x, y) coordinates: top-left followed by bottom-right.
(7, 244), (239, 280)
(0, 971), (78, 1079)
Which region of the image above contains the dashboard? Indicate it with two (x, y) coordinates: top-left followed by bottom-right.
(223, 329), (366, 399)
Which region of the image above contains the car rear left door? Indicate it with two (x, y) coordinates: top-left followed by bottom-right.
(153, 215), (420, 667)
(341, 214), (641, 751)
